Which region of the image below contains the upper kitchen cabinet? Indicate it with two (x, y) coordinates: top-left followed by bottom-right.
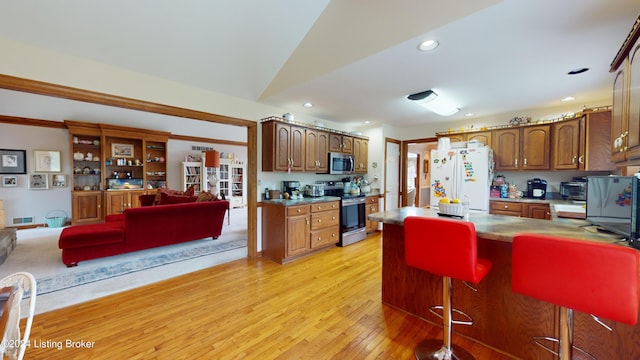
(492, 125), (550, 171)
(329, 134), (353, 153)
(466, 131), (492, 147)
(353, 137), (368, 173)
(304, 129), (329, 172)
(492, 128), (520, 170)
(553, 110), (616, 171)
(610, 16), (640, 164)
(262, 120), (305, 172)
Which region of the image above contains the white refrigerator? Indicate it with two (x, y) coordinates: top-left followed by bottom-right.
(430, 146), (492, 212)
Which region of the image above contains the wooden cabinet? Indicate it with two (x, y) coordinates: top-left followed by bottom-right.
(365, 195), (379, 234)
(71, 191), (102, 225)
(353, 138), (368, 173)
(310, 201), (340, 249)
(526, 203), (551, 220)
(105, 190), (145, 215)
(554, 111), (616, 171)
(492, 125), (550, 171)
(286, 205), (311, 257)
(262, 120), (305, 171)
(304, 129), (329, 172)
(492, 128), (520, 170)
(329, 134), (353, 153)
(262, 200), (339, 264)
(466, 131), (492, 147)
(145, 139), (167, 189)
(610, 24), (640, 164)
(490, 200), (550, 220)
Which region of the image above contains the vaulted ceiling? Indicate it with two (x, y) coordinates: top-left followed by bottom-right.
(0, 0), (637, 128)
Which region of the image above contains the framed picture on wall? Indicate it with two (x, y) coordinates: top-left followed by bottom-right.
(28, 173), (49, 190)
(0, 149), (26, 174)
(34, 150), (62, 172)
(51, 174), (67, 187)
(111, 143), (134, 158)
(1, 175), (18, 187)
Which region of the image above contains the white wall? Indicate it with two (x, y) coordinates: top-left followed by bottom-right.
(0, 123), (71, 226)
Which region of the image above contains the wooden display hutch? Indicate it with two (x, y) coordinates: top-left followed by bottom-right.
(65, 121), (170, 225)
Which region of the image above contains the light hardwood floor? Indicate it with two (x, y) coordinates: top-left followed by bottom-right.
(27, 233), (513, 359)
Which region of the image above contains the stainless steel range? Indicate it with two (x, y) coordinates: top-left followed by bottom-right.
(320, 181), (367, 246)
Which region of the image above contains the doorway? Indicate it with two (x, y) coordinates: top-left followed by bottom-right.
(404, 137), (437, 208)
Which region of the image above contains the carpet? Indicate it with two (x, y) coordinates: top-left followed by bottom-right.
(0, 208), (248, 296)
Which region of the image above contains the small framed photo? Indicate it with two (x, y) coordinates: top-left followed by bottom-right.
(1, 175), (18, 187)
(34, 150), (62, 172)
(0, 149), (26, 174)
(111, 143), (134, 158)
(28, 173), (49, 190)
(51, 174), (67, 187)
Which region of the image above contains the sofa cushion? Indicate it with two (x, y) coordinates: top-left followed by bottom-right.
(166, 195), (197, 204)
(196, 191), (217, 202)
(59, 224), (124, 249)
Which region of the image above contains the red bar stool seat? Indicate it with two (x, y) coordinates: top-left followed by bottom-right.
(512, 234), (640, 359)
(404, 216), (492, 360)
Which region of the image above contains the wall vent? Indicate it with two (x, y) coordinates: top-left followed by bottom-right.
(191, 145), (215, 151)
(12, 216), (34, 225)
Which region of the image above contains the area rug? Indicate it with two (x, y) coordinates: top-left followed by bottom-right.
(0, 209), (248, 296)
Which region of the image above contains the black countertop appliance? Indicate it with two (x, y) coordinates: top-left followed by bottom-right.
(526, 178), (547, 199)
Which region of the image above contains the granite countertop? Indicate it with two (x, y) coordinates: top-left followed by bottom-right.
(262, 196), (341, 206)
(368, 207), (626, 245)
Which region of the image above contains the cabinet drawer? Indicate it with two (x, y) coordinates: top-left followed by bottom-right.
(366, 196), (378, 205)
(311, 226), (339, 249)
(311, 210), (340, 230)
(310, 201), (340, 213)
(287, 205), (309, 216)
(490, 201), (523, 213)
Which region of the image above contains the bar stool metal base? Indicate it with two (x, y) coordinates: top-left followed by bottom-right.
(415, 339), (475, 360)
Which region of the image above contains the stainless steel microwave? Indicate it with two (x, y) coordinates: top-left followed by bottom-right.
(329, 152), (354, 175)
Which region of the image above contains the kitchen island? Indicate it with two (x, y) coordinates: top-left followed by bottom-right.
(368, 207), (638, 359)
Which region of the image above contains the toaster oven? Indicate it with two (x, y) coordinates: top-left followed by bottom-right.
(560, 181), (586, 201)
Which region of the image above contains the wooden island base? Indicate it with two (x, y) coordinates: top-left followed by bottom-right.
(381, 223), (640, 359)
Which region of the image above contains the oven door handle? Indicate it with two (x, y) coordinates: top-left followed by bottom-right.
(342, 197), (366, 206)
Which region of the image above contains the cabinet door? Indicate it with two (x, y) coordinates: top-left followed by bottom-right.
(329, 134), (353, 153)
(71, 191), (103, 225)
(440, 134), (466, 142)
(522, 125), (550, 170)
(106, 191), (128, 215)
(526, 204), (551, 220)
(585, 110), (616, 171)
(492, 129), (520, 170)
(317, 131), (329, 172)
(553, 119), (582, 170)
(611, 69), (627, 163)
(286, 213), (310, 257)
(365, 196), (379, 233)
(467, 131), (492, 147)
(275, 122), (292, 171)
(342, 136), (353, 153)
(290, 125), (305, 171)
(354, 138), (368, 173)
(626, 42), (640, 161)
(305, 130), (328, 172)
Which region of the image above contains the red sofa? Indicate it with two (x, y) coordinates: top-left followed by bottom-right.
(58, 200), (229, 266)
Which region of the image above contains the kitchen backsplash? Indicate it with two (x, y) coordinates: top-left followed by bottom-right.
(497, 170), (619, 198)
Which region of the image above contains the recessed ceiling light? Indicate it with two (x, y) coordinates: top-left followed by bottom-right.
(364, 121), (370, 124)
(418, 39), (439, 52)
(561, 96), (575, 102)
(567, 68), (589, 75)
(465, 113), (474, 117)
(303, 102), (313, 108)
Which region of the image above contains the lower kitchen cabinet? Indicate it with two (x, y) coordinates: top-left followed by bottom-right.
(365, 195), (379, 234)
(490, 200), (550, 220)
(262, 200), (340, 264)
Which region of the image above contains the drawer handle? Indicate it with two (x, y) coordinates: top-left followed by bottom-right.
(297, 208), (301, 212)
(504, 205), (508, 209)
(318, 219), (322, 223)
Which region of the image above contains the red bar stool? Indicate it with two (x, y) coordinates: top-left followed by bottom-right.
(404, 216), (492, 360)
(512, 234), (640, 359)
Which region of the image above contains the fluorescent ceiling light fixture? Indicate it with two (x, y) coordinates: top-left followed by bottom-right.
(561, 96), (575, 102)
(407, 90), (460, 116)
(465, 113), (474, 117)
(418, 39), (439, 51)
(303, 102), (314, 108)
